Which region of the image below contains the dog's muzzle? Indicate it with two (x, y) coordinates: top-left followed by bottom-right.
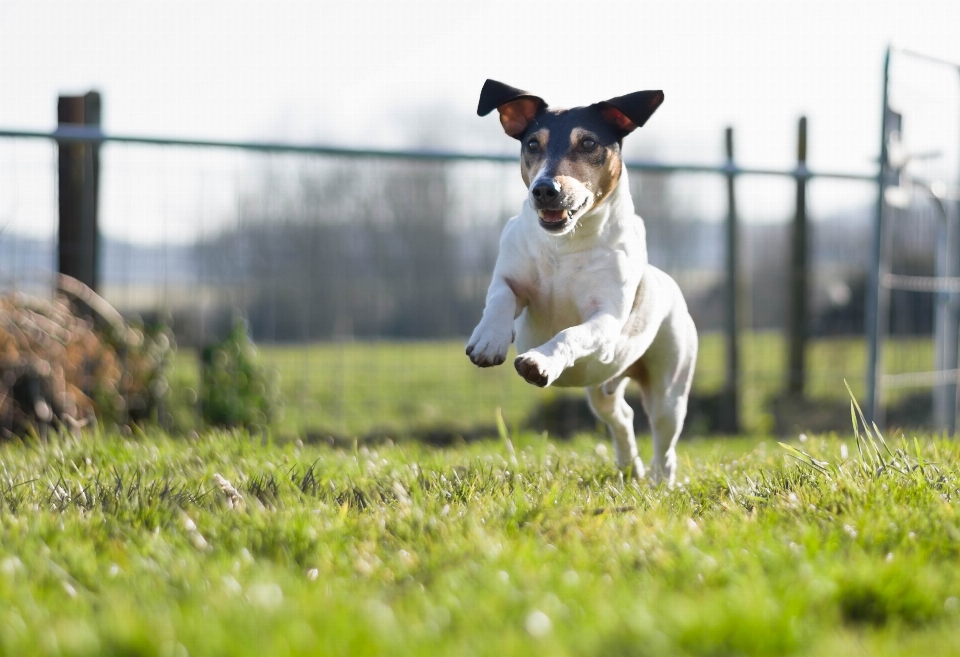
(530, 179), (588, 232)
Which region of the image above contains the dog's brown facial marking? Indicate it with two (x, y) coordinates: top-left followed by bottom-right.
(588, 133), (625, 206)
(520, 129), (548, 188)
(556, 127), (623, 208)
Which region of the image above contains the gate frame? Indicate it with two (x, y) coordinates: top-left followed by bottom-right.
(865, 44), (960, 430)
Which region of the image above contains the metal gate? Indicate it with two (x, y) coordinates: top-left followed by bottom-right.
(867, 45), (960, 431)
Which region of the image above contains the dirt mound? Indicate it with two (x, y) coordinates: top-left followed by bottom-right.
(0, 276), (172, 437)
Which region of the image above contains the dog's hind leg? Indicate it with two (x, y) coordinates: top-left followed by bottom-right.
(632, 307), (698, 487)
(586, 377), (645, 478)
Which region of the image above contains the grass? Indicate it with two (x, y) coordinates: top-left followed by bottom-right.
(1, 419), (960, 656)
(169, 332), (938, 436)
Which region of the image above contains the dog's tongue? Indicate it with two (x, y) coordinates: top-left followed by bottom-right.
(542, 210), (565, 223)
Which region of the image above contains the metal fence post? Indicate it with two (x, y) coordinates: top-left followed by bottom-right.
(866, 47), (891, 425)
(934, 188), (959, 433)
(57, 91), (101, 292)
(722, 127), (741, 433)
(787, 117), (809, 398)
(953, 64), (960, 435)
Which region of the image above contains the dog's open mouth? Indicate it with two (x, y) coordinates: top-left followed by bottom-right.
(537, 198), (588, 231)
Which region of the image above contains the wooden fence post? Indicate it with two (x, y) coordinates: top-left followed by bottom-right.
(787, 116), (809, 397)
(57, 91), (101, 292)
(722, 127), (741, 433)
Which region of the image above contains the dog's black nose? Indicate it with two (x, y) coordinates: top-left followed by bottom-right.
(531, 179), (561, 204)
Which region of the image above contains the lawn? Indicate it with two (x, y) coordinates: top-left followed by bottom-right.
(169, 333), (939, 437)
(1, 422), (959, 656)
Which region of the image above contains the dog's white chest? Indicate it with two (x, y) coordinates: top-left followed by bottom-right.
(531, 247), (591, 311)
(514, 242), (631, 354)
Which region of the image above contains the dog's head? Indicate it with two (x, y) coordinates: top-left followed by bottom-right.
(478, 79), (663, 235)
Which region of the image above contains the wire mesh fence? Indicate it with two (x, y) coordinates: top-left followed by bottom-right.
(0, 126), (923, 438)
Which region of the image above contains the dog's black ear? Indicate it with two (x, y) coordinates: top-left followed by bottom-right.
(478, 79), (547, 139)
(597, 90), (664, 135)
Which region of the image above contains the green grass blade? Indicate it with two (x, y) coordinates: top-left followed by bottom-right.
(851, 400), (867, 466)
(495, 407), (518, 468)
(778, 442), (832, 478)
(845, 380), (883, 468)
(871, 421), (895, 458)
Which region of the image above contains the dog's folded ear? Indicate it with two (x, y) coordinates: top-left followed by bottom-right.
(478, 79), (547, 139)
(597, 90), (664, 136)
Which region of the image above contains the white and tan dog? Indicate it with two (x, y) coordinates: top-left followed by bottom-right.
(466, 80), (698, 486)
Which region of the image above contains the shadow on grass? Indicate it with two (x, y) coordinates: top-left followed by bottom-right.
(300, 391), (729, 447)
(297, 388), (941, 447)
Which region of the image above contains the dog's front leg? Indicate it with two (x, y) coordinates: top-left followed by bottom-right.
(466, 278), (522, 368)
(514, 313), (623, 387)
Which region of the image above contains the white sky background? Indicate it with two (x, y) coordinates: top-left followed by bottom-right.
(1, 0), (960, 243)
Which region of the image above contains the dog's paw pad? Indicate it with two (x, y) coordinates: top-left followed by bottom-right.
(514, 354), (551, 387)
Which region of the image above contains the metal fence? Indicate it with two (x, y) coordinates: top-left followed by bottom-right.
(0, 98), (929, 439)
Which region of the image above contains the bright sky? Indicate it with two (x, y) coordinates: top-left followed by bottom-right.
(1, 0), (960, 241)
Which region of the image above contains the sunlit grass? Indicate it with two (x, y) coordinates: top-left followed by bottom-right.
(0, 424), (959, 656)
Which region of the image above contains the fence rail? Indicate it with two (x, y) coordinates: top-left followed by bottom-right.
(0, 126), (877, 181)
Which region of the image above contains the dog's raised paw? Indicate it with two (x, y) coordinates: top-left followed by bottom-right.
(465, 329), (512, 367)
(467, 347), (506, 367)
(515, 356), (548, 386)
(472, 353), (506, 367)
(514, 352), (559, 387)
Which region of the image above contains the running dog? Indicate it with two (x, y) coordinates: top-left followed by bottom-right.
(466, 79), (698, 486)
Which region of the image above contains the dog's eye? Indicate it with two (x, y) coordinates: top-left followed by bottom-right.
(581, 139), (597, 151)
(526, 139), (540, 152)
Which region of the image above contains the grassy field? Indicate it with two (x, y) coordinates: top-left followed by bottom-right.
(1, 421), (959, 656)
(169, 333), (938, 437)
